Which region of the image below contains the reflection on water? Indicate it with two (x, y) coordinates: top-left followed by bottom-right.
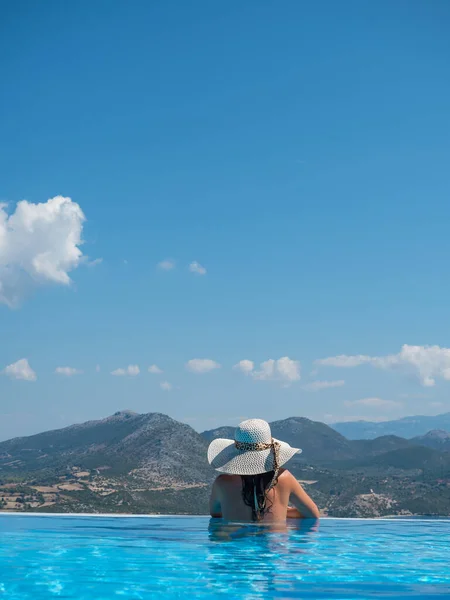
(208, 517), (319, 541)
(207, 518), (320, 597)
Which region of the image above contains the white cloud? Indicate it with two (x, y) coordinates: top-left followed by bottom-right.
(344, 397), (403, 410)
(160, 381), (172, 391)
(157, 259), (175, 271)
(233, 359), (254, 374)
(275, 357), (301, 382)
(235, 356), (301, 383)
(0, 196), (89, 307)
(430, 401), (444, 408)
(253, 359), (275, 380)
(316, 344), (450, 387)
(111, 365), (140, 377)
(55, 367), (82, 376)
(148, 364), (163, 374)
(303, 379), (345, 391)
(186, 358), (221, 373)
(3, 358), (37, 381)
(87, 258), (103, 267)
(95, 365), (101, 373)
(189, 261), (207, 275)
(253, 357), (300, 383)
(316, 355), (373, 368)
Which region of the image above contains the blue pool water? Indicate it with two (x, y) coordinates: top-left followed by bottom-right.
(1, 515), (450, 599)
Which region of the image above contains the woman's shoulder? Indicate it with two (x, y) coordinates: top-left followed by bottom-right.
(277, 468), (295, 485)
(278, 468), (291, 477)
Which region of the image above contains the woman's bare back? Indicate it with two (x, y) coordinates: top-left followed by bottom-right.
(209, 468), (319, 522)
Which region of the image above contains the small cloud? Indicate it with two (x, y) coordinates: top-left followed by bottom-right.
(111, 365), (140, 377)
(250, 357), (300, 383)
(344, 397), (402, 410)
(253, 359), (276, 381)
(189, 261), (207, 275)
(275, 357), (301, 382)
(186, 358), (221, 373)
(86, 257), (103, 267)
(303, 380), (345, 391)
(160, 381), (172, 391)
(157, 259), (176, 271)
(95, 365), (101, 373)
(148, 364), (163, 374)
(234, 357), (301, 384)
(3, 358), (37, 381)
(316, 354), (372, 368)
(430, 401), (444, 408)
(55, 366), (82, 376)
(233, 360), (254, 374)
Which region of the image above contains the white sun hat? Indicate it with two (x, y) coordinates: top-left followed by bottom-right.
(207, 418), (301, 477)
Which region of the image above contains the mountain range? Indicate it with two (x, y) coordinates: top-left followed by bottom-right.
(202, 417), (450, 471)
(332, 412), (450, 439)
(1, 411), (450, 517)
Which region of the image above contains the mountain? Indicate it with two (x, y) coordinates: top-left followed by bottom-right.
(0, 410), (213, 485)
(411, 430), (450, 452)
(201, 426), (235, 444)
(332, 412), (450, 439)
(350, 435), (413, 457)
(202, 418), (413, 464)
(202, 417), (356, 462)
(270, 417), (356, 462)
(356, 446), (450, 471)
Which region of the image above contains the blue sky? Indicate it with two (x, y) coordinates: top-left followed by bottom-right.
(1, 0), (450, 440)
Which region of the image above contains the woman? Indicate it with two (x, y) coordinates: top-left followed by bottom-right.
(207, 418), (320, 522)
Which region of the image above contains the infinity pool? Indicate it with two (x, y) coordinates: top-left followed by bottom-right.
(1, 515), (449, 599)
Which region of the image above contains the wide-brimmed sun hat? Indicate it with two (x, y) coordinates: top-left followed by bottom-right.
(207, 418), (301, 478)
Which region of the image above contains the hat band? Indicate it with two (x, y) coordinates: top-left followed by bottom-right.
(234, 440), (272, 451)
(234, 438), (281, 492)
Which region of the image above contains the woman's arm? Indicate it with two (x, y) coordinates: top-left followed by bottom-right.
(287, 473), (320, 519)
(209, 477), (222, 518)
(286, 506), (304, 519)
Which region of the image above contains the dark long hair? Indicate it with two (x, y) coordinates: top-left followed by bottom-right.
(241, 470), (277, 521)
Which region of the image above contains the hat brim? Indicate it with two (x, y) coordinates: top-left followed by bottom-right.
(207, 437), (301, 475)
